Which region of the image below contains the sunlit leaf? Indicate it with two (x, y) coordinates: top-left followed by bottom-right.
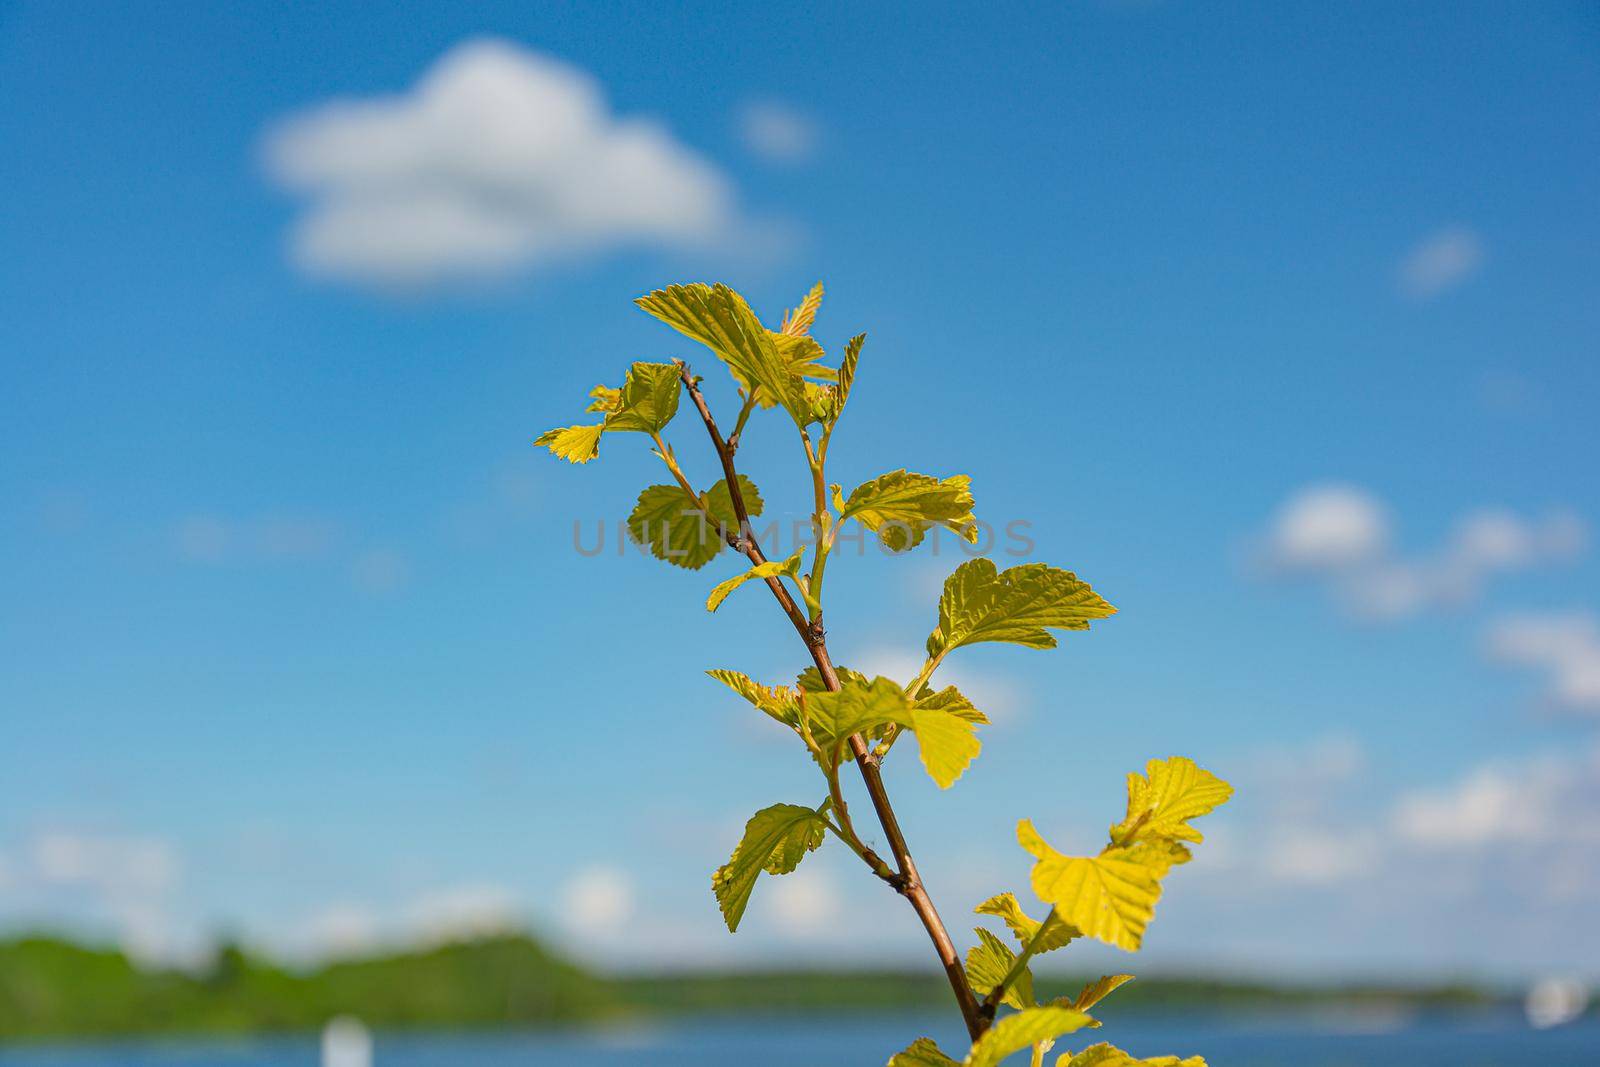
(635, 283), (807, 423)
(966, 1006), (1094, 1067)
(927, 558), (1116, 659)
(887, 1038), (960, 1067)
(712, 803), (828, 932)
(1020, 820), (1165, 952)
(966, 927), (1033, 1010)
(974, 894), (1078, 953)
(1109, 758), (1233, 847)
(1063, 975), (1135, 1015)
(603, 361), (682, 434)
(706, 669), (800, 729)
(780, 281), (824, 336)
(627, 475), (763, 570)
(1056, 1043), (1206, 1067)
(836, 470), (977, 552)
(707, 549), (805, 612)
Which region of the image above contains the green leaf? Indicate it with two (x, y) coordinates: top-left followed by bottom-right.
(926, 558), (1117, 659)
(1109, 758), (1233, 847)
(804, 675), (912, 750)
(706, 669), (800, 729)
(974, 894), (1079, 954)
(635, 283), (807, 422)
(887, 1038), (960, 1067)
(834, 333), (862, 417)
(780, 281), (824, 336)
(627, 475), (763, 570)
(917, 685), (990, 725)
(712, 803), (828, 932)
(803, 675), (980, 787)
(707, 549), (805, 612)
(604, 361), (682, 434)
(586, 384), (621, 413)
(906, 701), (981, 789)
(797, 664), (871, 693)
(1020, 820), (1165, 952)
(534, 423), (606, 464)
(966, 1006), (1094, 1067)
(1056, 1044), (1206, 1067)
(966, 927), (1033, 1010)
(836, 470), (978, 552)
(1064, 975), (1135, 1014)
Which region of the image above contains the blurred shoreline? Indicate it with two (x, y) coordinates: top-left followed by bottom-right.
(0, 932), (1560, 1044)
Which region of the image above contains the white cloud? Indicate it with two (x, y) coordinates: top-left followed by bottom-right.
(285, 883), (526, 962)
(31, 831), (179, 897)
(737, 101), (819, 164)
(300, 903), (383, 957)
(264, 39), (737, 288)
(1393, 745), (1600, 855)
(1252, 486), (1586, 623)
(764, 866), (841, 935)
(1397, 225), (1485, 299)
(404, 883), (523, 943)
(2, 830), (190, 963)
(560, 866), (635, 935)
(1261, 484), (1390, 572)
(1485, 612), (1600, 714)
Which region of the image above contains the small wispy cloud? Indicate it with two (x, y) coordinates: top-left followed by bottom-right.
(736, 100), (820, 165)
(1396, 225), (1485, 299)
(1251, 484), (1586, 622)
(559, 866), (636, 936)
(173, 512), (339, 563)
(1484, 612), (1600, 715)
(263, 39), (740, 290)
(1, 829), (190, 963)
(351, 547), (411, 595)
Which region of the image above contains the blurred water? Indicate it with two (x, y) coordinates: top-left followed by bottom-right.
(2, 1012), (1597, 1067)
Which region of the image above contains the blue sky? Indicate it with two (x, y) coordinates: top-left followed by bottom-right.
(2, 1), (1598, 982)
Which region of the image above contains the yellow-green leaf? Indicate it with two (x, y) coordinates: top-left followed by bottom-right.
(796, 665), (871, 693)
(928, 559), (1117, 659)
(887, 1038), (960, 1067)
(803, 675), (980, 787)
(706, 669), (800, 729)
(534, 423), (606, 464)
(966, 1006), (1094, 1067)
(712, 803), (828, 932)
(1064, 975), (1135, 1015)
(907, 702), (981, 789)
(804, 675), (912, 750)
(586, 384), (621, 413)
(836, 470), (978, 552)
(974, 894), (1079, 953)
(780, 281), (824, 336)
(917, 685), (989, 725)
(1021, 820), (1165, 952)
(635, 283), (807, 423)
(966, 927), (1033, 1010)
(707, 549), (805, 612)
(1056, 1043), (1206, 1067)
(1109, 758), (1233, 847)
(603, 361), (682, 434)
(627, 475), (763, 570)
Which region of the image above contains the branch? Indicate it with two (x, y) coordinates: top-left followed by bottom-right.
(676, 361), (987, 1042)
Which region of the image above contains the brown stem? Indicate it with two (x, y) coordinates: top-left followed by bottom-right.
(676, 362), (986, 1041)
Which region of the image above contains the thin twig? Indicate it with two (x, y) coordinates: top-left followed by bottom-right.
(675, 361), (986, 1041)
(980, 909), (1058, 1016)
